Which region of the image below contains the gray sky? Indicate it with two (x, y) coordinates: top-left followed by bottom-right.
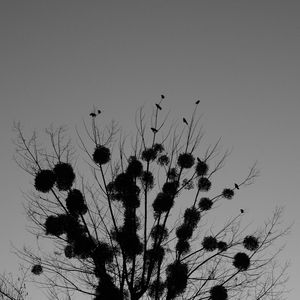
(0, 1), (299, 299)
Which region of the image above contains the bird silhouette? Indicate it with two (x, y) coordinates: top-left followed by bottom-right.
(183, 118), (188, 125)
(195, 100), (200, 104)
(240, 209), (244, 213)
(151, 127), (158, 133)
(234, 183), (239, 190)
(155, 103), (162, 110)
(97, 109), (101, 114)
(197, 157), (201, 162)
(161, 94), (165, 99)
(89, 112), (96, 117)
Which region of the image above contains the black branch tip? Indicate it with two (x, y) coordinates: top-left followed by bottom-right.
(233, 252), (250, 271)
(34, 169), (56, 193)
(93, 145), (111, 165)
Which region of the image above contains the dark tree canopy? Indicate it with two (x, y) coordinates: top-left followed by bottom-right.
(13, 98), (289, 300)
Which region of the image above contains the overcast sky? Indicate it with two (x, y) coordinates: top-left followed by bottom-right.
(0, 1), (299, 299)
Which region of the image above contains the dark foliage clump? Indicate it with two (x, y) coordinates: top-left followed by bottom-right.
(31, 264), (43, 275)
(92, 242), (114, 265)
(92, 145), (111, 165)
(148, 278), (166, 299)
(184, 207), (201, 228)
(34, 169), (56, 193)
(44, 215), (66, 236)
(182, 178), (194, 190)
(195, 160), (208, 176)
(94, 276), (123, 300)
(114, 228), (143, 259)
(141, 147), (157, 162)
(64, 216), (86, 242)
(222, 188), (234, 199)
(147, 246), (165, 264)
(243, 235), (259, 251)
(153, 143), (164, 153)
(126, 156), (143, 178)
(177, 153), (195, 169)
(150, 224), (169, 241)
(210, 285), (228, 300)
(162, 181), (179, 196)
(140, 171), (154, 190)
(198, 197), (213, 211)
(233, 252), (250, 271)
(114, 173), (133, 193)
(197, 177), (212, 191)
(217, 241), (228, 252)
(166, 262), (188, 299)
(167, 168), (178, 180)
(64, 244), (75, 258)
(66, 189), (87, 215)
(176, 239), (190, 255)
(73, 234), (96, 259)
(53, 162), (75, 191)
(176, 223), (194, 241)
(202, 236), (218, 251)
(152, 192), (174, 213)
(157, 154), (170, 166)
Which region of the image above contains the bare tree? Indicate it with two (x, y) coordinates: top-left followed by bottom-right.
(0, 267), (28, 300)
(13, 99), (289, 300)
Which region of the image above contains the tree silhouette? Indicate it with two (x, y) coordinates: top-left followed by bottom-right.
(13, 99), (289, 300)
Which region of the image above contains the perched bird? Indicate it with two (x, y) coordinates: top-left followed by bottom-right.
(183, 117), (188, 125)
(97, 109), (101, 114)
(234, 183), (239, 190)
(195, 100), (200, 104)
(240, 209), (244, 213)
(155, 103), (162, 110)
(161, 94), (165, 99)
(151, 127), (158, 133)
(197, 157), (201, 162)
(89, 112), (96, 117)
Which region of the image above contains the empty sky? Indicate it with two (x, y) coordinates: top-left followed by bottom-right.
(0, 1), (299, 299)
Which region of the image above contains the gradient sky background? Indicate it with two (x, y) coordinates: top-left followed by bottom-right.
(0, 1), (299, 299)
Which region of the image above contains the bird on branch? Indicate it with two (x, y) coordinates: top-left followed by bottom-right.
(195, 100), (200, 104)
(183, 118), (188, 125)
(155, 103), (162, 110)
(234, 183), (239, 190)
(151, 127), (158, 133)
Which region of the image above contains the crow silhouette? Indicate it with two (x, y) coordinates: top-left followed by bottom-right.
(234, 183), (239, 190)
(97, 109), (101, 114)
(183, 118), (188, 125)
(89, 113), (96, 117)
(151, 127), (158, 133)
(197, 157), (201, 162)
(155, 103), (162, 110)
(161, 94), (165, 99)
(240, 209), (244, 213)
(195, 100), (200, 104)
